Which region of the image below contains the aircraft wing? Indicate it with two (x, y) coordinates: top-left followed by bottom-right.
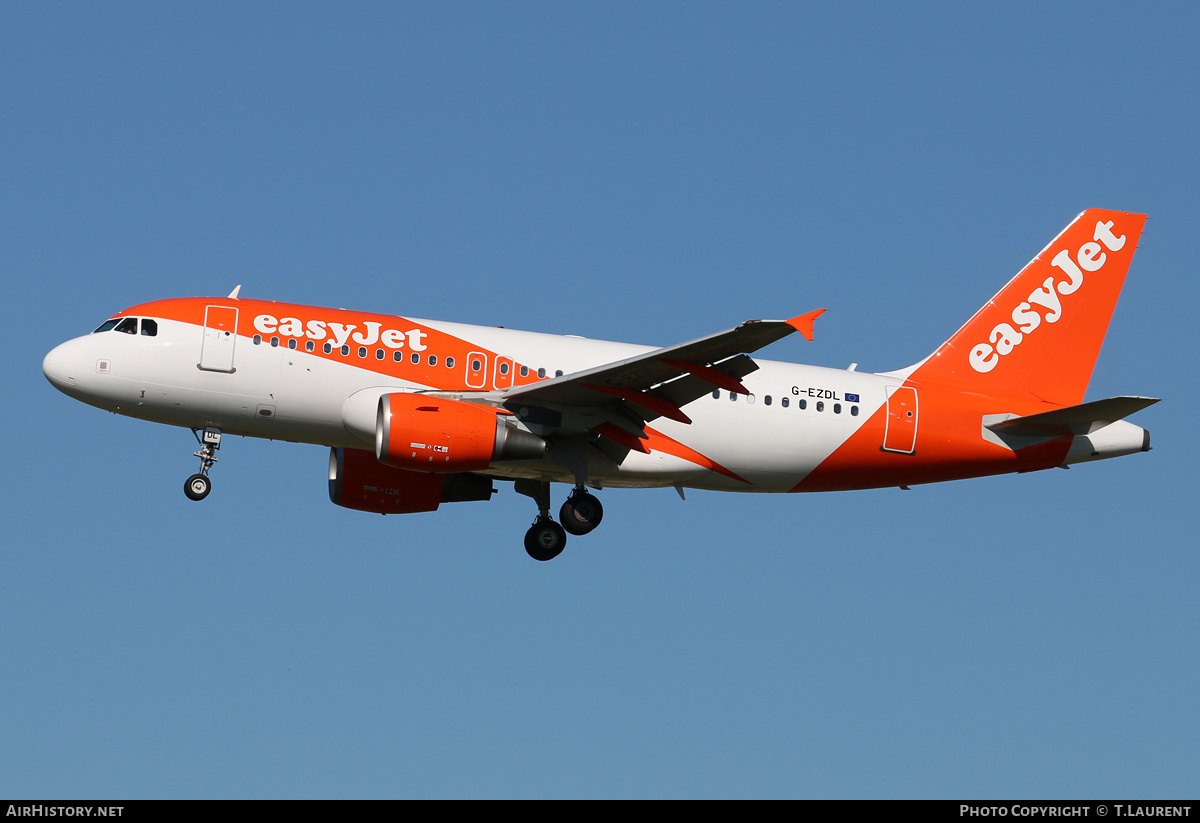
(497, 310), (825, 428)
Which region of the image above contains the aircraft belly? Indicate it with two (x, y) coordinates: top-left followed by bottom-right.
(607, 450), (713, 484)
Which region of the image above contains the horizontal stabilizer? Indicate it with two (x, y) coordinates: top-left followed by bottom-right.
(985, 396), (1160, 437)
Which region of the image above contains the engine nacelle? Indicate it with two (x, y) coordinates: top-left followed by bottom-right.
(376, 393), (545, 472)
(328, 447), (494, 514)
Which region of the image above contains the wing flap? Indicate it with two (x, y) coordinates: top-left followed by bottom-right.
(583, 384), (693, 424)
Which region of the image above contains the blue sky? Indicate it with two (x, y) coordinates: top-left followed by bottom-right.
(3, 3), (1197, 798)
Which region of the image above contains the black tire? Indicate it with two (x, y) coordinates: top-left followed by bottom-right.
(524, 518), (566, 561)
(184, 473), (211, 501)
(560, 492), (603, 536)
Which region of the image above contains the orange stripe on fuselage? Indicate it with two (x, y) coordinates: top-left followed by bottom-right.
(116, 297), (548, 392)
(793, 382), (1072, 492)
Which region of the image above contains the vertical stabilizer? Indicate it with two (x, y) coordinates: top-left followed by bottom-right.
(909, 209), (1146, 406)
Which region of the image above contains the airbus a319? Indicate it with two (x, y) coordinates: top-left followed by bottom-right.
(43, 209), (1158, 560)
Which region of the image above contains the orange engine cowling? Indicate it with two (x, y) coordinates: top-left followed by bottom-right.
(328, 447), (495, 514)
(375, 393), (546, 473)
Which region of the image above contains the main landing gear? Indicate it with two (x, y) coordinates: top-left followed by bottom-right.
(515, 480), (605, 561)
(184, 427), (222, 502)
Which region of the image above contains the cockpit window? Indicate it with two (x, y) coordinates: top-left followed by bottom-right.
(92, 316), (157, 336)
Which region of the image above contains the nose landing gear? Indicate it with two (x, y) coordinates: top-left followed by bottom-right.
(184, 427), (222, 502)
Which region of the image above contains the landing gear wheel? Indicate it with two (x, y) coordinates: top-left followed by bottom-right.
(184, 473), (211, 501)
(524, 517), (567, 561)
(560, 491), (603, 536)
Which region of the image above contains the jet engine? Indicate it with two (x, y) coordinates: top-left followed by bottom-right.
(328, 446), (494, 514)
(375, 393), (545, 472)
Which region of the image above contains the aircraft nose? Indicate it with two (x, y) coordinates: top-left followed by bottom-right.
(43, 341), (78, 393)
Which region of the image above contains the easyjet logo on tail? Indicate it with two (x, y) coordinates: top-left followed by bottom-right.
(969, 219), (1127, 374)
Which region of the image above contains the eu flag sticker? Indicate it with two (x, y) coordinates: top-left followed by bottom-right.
(845, 393), (860, 403)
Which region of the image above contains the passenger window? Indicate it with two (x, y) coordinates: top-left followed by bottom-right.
(499, 362), (510, 375)
(446, 357), (455, 369)
(115, 318), (138, 335)
(358, 347), (367, 358)
(781, 397), (789, 408)
(411, 352), (420, 364)
(323, 342), (333, 354)
(816, 401), (824, 412)
(519, 365), (528, 377)
(764, 395), (772, 406)
(253, 334), (262, 345)
(555, 370), (563, 377)
(340, 345), (350, 356)
(712, 390), (720, 399)
(93, 319), (120, 334)
(799, 399), (807, 410)
(834, 403), (841, 414)
(393, 351), (402, 362)
(730, 392), (737, 402)
(428, 355), (437, 366)
(376, 349), (384, 360)
(851, 405), (859, 416)
(306, 340), (315, 352)
(288, 338), (297, 350)
(270, 336), (279, 347)
(140, 319), (158, 337)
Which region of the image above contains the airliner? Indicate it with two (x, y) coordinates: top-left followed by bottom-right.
(43, 209), (1158, 560)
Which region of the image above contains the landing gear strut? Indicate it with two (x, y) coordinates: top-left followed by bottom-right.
(184, 427), (222, 502)
(515, 479), (563, 561)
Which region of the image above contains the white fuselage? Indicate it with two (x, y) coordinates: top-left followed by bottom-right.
(43, 312), (891, 492)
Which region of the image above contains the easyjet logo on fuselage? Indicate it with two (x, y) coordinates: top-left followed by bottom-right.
(968, 219), (1126, 374)
(253, 313), (428, 351)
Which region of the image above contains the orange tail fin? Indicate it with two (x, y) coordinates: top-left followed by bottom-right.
(908, 209), (1146, 406)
